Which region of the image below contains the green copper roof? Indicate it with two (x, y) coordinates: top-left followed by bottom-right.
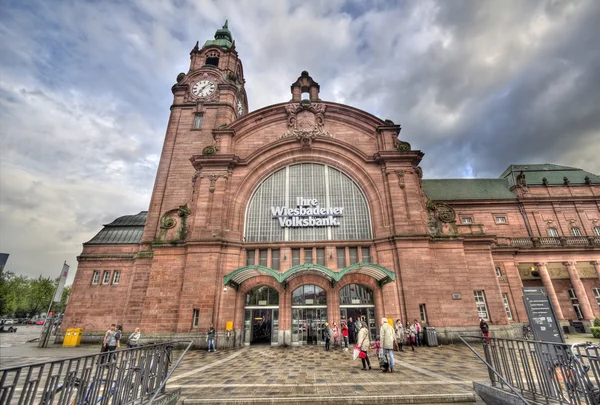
(422, 179), (517, 201)
(500, 163), (600, 186)
(86, 211), (147, 244)
(202, 20), (233, 50)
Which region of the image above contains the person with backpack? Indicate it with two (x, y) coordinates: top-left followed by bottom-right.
(479, 318), (490, 344)
(323, 322), (332, 351)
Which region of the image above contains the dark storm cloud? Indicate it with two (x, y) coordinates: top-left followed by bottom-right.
(0, 0), (599, 281)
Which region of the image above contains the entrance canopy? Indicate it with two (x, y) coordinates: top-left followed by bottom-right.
(224, 263), (395, 290)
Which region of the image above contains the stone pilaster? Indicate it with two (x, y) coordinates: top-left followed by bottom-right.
(535, 262), (565, 320)
(592, 261), (600, 280)
(564, 261), (594, 321)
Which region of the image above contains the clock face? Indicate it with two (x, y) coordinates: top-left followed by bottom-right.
(192, 80), (216, 98)
(237, 99), (244, 117)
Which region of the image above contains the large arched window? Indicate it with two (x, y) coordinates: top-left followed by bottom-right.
(339, 284), (374, 305)
(292, 285), (327, 306)
(245, 163), (372, 242)
(246, 286), (279, 306)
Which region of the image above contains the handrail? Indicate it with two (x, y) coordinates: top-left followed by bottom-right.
(459, 335), (531, 405)
(148, 339), (194, 404)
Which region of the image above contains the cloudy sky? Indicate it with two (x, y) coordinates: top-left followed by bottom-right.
(1, 0), (599, 283)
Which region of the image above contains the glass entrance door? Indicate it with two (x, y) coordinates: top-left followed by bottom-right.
(292, 308), (327, 345)
(340, 307), (376, 340)
(244, 308), (279, 345)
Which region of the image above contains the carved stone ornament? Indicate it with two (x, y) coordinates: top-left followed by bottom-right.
(393, 139), (411, 152)
(516, 171), (528, 192)
(202, 146), (216, 155)
(426, 201), (458, 236)
(279, 101), (333, 147)
(158, 204), (191, 242)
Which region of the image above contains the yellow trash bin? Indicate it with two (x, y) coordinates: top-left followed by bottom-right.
(63, 328), (74, 347)
(72, 328), (84, 347)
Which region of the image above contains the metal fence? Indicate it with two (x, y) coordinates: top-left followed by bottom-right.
(460, 336), (600, 405)
(0, 340), (192, 405)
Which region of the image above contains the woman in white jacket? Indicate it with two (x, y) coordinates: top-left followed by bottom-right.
(357, 322), (372, 371)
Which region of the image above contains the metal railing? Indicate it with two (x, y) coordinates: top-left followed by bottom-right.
(0, 340), (193, 405)
(508, 236), (600, 248)
(460, 336), (600, 405)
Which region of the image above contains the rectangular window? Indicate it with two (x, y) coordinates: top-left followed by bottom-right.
(259, 249), (268, 267)
(304, 248), (313, 264)
(495, 266), (502, 277)
(548, 228), (559, 237)
(102, 271), (111, 285)
(192, 309), (200, 328)
(271, 249), (280, 271)
(419, 304), (428, 323)
(349, 247), (358, 265)
(568, 289), (583, 320)
(92, 270), (100, 285)
(594, 226), (600, 236)
(361, 247), (371, 263)
(593, 288), (600, 309)
(112, 270), (121, 285)
(461, 217), (473, 224)
(246, 250), (256, 266)
(495, 216), (507, 224)
(193, 113), (203, 129)
(474, 290), (489, 320)
(292, 248), (301, 266)
(316, 248), (325, 266)
(502, 293), (513, 320)
(571, 227), (582, 236)
(336, 247), (346, 269)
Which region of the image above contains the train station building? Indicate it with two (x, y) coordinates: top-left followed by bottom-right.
(63, 23), (600, 346)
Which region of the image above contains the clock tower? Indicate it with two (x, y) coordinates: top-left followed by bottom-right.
(141, 21), (247, 245)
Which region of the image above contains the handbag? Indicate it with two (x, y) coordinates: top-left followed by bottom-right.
(359, 350), (367, 359)
(353, 345), (360, 360)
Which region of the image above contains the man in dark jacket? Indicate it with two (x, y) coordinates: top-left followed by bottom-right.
(348, 317), (355, 344)
(479, 318), (490, 343)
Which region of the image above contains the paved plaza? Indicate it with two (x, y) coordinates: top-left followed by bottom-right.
(2, 327), (600, 404)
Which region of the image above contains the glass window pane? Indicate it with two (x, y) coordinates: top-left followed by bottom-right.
(304, 285), (315, 302)
(271, 249), (280, 270)
(349, 247), (358, 264)
(259, 250), (268, 267)
(315, 286), (327, 305)
(316, 248), (325, 265)
(292, 248), (301, 266)
(304, 248), (313, 264)
(361, 247), (370, 263)
(339, 284), (373, 305)
(337, 247), (346, 269)
(246, 250), (255, 266)
(292, 286), (304, 305)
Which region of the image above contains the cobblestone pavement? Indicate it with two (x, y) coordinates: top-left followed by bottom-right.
(168, 344), (490, 401)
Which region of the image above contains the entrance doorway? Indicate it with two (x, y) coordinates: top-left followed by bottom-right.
(244, 308), (279, 345)
(339, 284), (376, 340)
(244, 286), (280, 345)
(292, 308), (328, 345)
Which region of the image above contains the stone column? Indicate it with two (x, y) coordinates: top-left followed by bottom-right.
(535, 262), (565, 320)
(592, 261), (600, 280)
(564, 261), (595, 321)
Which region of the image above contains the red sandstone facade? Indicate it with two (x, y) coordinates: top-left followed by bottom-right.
(63, 24), (600, 346)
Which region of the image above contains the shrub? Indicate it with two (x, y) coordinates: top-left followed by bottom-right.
(594, 317), (600, 327)
(591, 327), (600, 339)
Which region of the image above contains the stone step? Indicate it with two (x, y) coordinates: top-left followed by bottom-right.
(181, 392), (476, 404)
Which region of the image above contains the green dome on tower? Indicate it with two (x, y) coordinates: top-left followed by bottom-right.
(202, 20), (234, 50)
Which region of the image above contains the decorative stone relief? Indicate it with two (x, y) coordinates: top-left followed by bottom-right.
(516, 171), (528, 192)
(158, 204), (191, 242)
(202, 146), (216, 155)
(395, 171), (405, 189)
(393, 139), (411, 152)
(426, 201), (458, 236)
(279, 101), (333, 147)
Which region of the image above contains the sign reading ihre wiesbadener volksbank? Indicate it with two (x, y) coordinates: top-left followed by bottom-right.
(271, 197), (343, 227)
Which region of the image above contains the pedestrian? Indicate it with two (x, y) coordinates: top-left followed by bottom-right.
(370, 335), (388, 371)
(332, 322), (340, 349)
(128, 327), (141, 348)
(102, 324), (117, 352)
(348, 317), (355, 344)
(354, 317), (361, 343)
(323, 322), (331, 351)
(380, 317), (395, 373)
(357, 321), (372, 371)
(406, 321), (416, 351)
(208, 323), (216, 352)
(479, 318), (490, 344)
(413, 319), (422, 346)
(341, 321), (349, 351)
(395, 319), (404, 352)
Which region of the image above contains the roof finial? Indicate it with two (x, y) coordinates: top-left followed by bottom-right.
(223, 19), (228, 29)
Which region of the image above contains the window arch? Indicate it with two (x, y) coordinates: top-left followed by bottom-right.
(593, 226), (600, 236)
(571, 227), (582, 236)
(292, 285), (326, 306)
(339, 284), (374, 305)
(245, 286), (279, 306)
(547, 227), (559, 237)
(245, 163), (372, 242)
